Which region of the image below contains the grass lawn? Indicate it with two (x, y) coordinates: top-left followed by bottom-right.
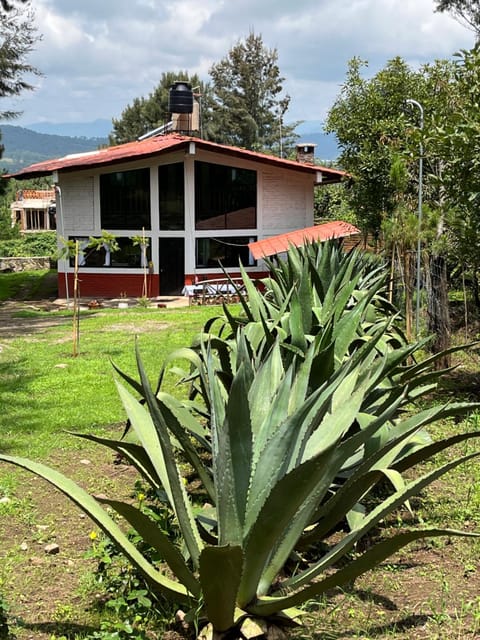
(0, 283), (480, 639)
(0, 304), (223, 457)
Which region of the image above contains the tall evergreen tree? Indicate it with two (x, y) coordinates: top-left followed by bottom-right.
(209, 31), (297, 154)
(434, 0), (480, 40)
(0, 0), (40, 208)
(0, 0), (40, 121)
(109, 71), (214, 144)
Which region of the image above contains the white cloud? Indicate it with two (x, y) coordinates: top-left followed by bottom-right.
(2, 0), (474, 129)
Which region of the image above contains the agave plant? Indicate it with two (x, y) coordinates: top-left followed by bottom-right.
(1, 325), (479, 640)
(201, 240), (403, 364)
(184, 241), (468, 525)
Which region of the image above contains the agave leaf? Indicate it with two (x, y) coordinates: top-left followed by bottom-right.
(0, 454), (191, 603)
(284, 450), (480, 591)
(67, 431), (163, 492)
(332, 296), (374, 362)
(208, 348), (243, 546)
(132, 345), (204, 566)
(250, 528), (480, 616)
(301, 368), (363, 462)
(288, 295), (308, 352)
(115, 379), (174, 506)
(239, 443), (349, 605)
(392, 428), (480, 473)
(248, 341), (285, 438)
(398, 342), (480, 383)
(299, 403), (477, 547)
(258, 401), (478, 592)
(245, 379), (322, 536)
(345, 502), (365, 530)
(224, 351), (254, 531)
(98, 497), (201, 597)
(156, 393), (215, 501)
(199, 545), (244, 632)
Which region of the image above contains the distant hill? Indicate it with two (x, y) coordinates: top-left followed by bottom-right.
(0, 120), (338, 173)
(0, 125), (108, 173)
(26, 118), (112, 139)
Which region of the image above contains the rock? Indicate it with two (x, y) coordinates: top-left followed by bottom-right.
(20, 542), (28, 551)
(44, 543), (60, 555)
(0, 496), (11, 504)
(79, 459), (91, 465)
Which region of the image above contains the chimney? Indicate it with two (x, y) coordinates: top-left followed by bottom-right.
(296, 143), (316, 164)
(172, 99), (200, 133)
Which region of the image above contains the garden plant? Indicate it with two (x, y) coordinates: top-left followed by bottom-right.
(1, 241), (479, 640)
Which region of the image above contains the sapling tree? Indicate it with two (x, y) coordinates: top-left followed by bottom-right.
(58, 231), (119, 356)
(132, 229), (150, 301)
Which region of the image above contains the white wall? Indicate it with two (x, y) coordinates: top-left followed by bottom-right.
(55, 150), (316, 277)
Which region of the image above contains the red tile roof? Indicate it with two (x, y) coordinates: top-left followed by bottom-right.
(5, 133), (346, 184)
(248, 221), (361, 259)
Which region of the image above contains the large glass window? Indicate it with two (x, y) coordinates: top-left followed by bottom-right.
(159, 163), (184, 230)
(69, 236), (151, 268)
(100, 168), (151, 230)
(196, 236), (256, 269)
(195, 162), (256, 230)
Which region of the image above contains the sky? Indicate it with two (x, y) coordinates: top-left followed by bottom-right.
(3, 0), (475, 131)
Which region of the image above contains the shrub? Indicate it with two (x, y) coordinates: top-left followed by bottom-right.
(0, 231), (57, 257)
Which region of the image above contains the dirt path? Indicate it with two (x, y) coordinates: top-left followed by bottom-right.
(0, 299), (72, 338)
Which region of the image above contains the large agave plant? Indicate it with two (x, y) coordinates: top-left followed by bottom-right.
(1, 326), (479, 639)
(186, 241), (468, 524)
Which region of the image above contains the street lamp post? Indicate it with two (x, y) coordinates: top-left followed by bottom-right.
(406, 98), (424, 336)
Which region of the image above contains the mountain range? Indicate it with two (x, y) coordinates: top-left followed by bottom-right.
(0, 119), (339, 173)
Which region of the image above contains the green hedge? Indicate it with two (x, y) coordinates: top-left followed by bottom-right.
(0, 232), (57, 257)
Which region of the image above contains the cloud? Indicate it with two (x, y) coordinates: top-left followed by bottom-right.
(3, 0), (474, 128)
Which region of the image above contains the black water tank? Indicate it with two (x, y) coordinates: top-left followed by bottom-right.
(168, 81), (194, 114)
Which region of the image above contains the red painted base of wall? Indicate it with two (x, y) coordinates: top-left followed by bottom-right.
(57, 270), (268, 299)
(58, 273), (159, 299)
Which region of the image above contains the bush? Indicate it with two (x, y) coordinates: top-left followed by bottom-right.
(0, 231), (57, 257)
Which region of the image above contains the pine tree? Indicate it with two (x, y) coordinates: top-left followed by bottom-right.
(209, 31), (297, 154)
(434, 0), (480, 41)
(0, 0), (41, 120)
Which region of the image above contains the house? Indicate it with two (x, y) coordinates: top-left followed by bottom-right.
(7, 133), (346, 298)
(10, 188), (56, 232)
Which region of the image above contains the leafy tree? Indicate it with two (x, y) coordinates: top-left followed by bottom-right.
(109, 71), (214, 144)
(1, 0), (28, 11)
(434, 0), (480, 40)
(0, 0), (41, 205)
(324, 57), (423, 242)
(209, 31), (298, 153)
(324, 56), (461, 358)
(314, 182), (357, 226)
(427, 47), (480, 310)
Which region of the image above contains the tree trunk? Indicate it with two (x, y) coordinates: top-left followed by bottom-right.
(472, 269), (480, 312)
(426, 253), (451, 369)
